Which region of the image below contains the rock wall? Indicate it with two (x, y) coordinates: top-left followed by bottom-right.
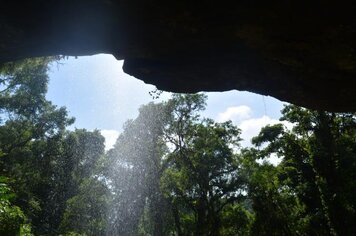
(1, 0), (356, 111)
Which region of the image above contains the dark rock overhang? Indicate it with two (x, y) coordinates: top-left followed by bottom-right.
(1, 1), (356, 111)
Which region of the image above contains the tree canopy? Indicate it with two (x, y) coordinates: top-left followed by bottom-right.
(0, 58), (355, 236)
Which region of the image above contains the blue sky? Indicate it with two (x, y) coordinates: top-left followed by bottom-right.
(47, 54), (288, 151)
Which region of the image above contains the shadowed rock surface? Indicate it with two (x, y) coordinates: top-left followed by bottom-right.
(1, 0), (356, 111)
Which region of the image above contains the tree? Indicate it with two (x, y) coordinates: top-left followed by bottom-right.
(249, 105), (356, 236)
(1, 58), (109, 235)
(2, 57), (354, 236)
(238, 148), (305, 236)
(59, 178), (109, 236)
(107, 102), (172, 236)
(57, 129), (108, 236)
(0, 176), (33, 236)
(41, 129), (106, 235)
(0, 57), (74, 235)
(161, 94), (248, 236)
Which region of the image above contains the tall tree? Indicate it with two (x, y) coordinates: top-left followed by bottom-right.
(249, 105), (356, 236)
(161, 94), (248, 236)
(43, 129), (106, 235)
(0, 57), (74, 235)
(107, 102), (171, 236)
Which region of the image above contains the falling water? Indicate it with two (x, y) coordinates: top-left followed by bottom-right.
(105, 102), (170, 235)
(3, 55), (336, 236)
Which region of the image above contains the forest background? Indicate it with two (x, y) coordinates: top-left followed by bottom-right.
(0, 58), (355, 236)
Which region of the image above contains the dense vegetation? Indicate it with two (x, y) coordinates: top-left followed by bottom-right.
(0, 59), (355, 236)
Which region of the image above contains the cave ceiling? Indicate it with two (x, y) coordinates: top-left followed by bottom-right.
(1, 1), (356, 111)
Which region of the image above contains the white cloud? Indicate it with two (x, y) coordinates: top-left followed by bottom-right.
(217, 105), (252, 123)
(238, 115), (293, 166)
(256, 153), (282, 166)
(238, 115), (292, 147)
(217, 106), (292, 148)
(216, 105), (293, 165)
(100, 129), (120, 151)
(239, 115), (279, 147)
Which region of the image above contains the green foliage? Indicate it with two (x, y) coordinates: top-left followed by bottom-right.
(160, 94), (248, 235)
(107, 102), (172, 235)
(220, 204), (253, 236)
(1, 58), (355, 236)
(103, 96), (356, 236)
(247, 105), (356, 236)
(0, 177), (33, 236)
(60, 178), (109, 236)
(0, 58), (107, 235)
